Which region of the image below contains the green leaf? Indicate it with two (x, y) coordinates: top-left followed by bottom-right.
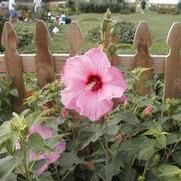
(118, 167), (137, 181)
(26, 111), (44, 127)
(37, 172), (54, 181)
(143, 129), (168, 149)
(91, 174), (100, 181)
(77, 123), (104, 149)
(166, 133), (181, 145)
(106, 151), (125, 180)
(59, 151), (83, 170)
(28, 133), (45, 152)
(172, 151), (181, 167)
(153, 164), (181, 181)
(9, 88), (18, 97)
(0, 121), (11, 145)
(171, 114), (181, 122)
(0, 156), (16, 180)
(118, 136), (156, 161)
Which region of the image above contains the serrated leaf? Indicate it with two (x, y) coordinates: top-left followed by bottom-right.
(77, 124), (104, 149)
(59, 151), (83, 170)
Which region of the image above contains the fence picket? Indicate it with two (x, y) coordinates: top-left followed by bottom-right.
(34, 20), (55, 88)
(164, 22), (181, 98)
(67, 21), (84, 56)
(1, 22), (25, 112)
(133, 21), (153, 95)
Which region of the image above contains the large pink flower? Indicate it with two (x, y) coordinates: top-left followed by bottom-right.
(61, 48), (126, 121)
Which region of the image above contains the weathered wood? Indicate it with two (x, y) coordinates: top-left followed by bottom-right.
(34, 20), (55, 88)
(164, 22), (181, 98)
(1, 22), (25, 112)
(0, 54), (166, 73)
(133, 21), (153, 95)
(67, 21), (84, 56)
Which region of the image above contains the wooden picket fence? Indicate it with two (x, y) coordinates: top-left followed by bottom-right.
(0, 20), (181, 112)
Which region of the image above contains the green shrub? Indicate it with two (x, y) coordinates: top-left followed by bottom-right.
(86, 26), (101, 42)
(149, 4), (157, 11)
(14, 22), (34, 48)
(0, 76), (18, 122)
(157, 5), (178, 14)
(87, 21), (136, 44)
(68, 0), (135, 13)
(114, 21), (136, 44)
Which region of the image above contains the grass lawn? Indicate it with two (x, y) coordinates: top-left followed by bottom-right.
(16, 10), (181, 55)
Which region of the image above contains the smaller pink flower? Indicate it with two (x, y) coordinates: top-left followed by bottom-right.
(143, 106), (153, 116)
(28, 124), (66, 176)
(15, 140), (21, 150)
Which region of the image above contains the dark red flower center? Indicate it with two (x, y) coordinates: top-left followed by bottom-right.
(86, 75), (102, 91)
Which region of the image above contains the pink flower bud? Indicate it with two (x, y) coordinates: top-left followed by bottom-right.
(61, 107), (69, 118)
(15, 140), (21, 150)
(117, 95), (128, 105)
(143, 106), (153, 116)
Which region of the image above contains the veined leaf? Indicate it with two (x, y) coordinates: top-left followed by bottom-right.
(77, 123), (104, 149)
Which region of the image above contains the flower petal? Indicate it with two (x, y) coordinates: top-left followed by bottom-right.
(77, 91), (113, 121)
(29, 124), (53, 140)
(45, 152), (60, 163)
(61, 88), (84, 110)
(36, 163), (49, 176)
(99, 67), (127, 100)
(56, 140), (66, 153)
(84, 48), (111, 75)
(61, 55), (94, 86)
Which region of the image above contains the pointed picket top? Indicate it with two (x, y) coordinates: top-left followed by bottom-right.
(1, 22), (25, 112)
(133, 21), (153, 95)
(34, 20), (51, 48)
(164, 22), (181, 98)
(134, 20), (152, 48)
(167, 22), (181, 51)
(1, 21), (19, 50)
(34, 20), (55, 88)
(67, 21), (84, 56)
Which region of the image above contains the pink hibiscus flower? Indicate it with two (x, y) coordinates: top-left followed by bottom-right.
(61, 48), (126, 121)
(28, 124), (66, 176)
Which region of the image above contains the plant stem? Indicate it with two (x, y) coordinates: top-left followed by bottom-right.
(142, 161), (148, 178)
(105, 118), (108, 181)
(23, 145), (30, 181)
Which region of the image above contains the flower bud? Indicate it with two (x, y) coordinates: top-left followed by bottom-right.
(117, 95), (128, 105)
(142, 106), (153, 117)
(61, 107), (69, 118)
(105, 8), (111, 19)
